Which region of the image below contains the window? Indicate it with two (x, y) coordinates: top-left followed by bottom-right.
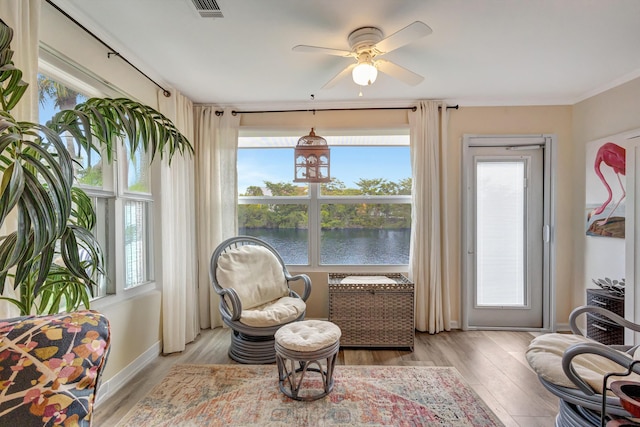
(38, 54), (155, 299)
(238, 134), (411, 267)
(124, 200), (152, 288)
(92, 197), (114, 297)
(38, 71), (114, 300)
(124, 138), (151, 193)
(122, 138), (154, 289)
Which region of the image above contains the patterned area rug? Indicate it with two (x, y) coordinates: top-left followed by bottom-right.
(116, 364), (504, 426)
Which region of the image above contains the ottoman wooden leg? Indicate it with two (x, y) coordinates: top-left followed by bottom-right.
(275, 340), (340, 401)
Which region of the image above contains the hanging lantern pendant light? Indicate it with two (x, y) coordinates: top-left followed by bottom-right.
(294, 127), (330, 183)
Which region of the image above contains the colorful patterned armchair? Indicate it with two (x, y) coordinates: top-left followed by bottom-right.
(0, 310), (111, 426)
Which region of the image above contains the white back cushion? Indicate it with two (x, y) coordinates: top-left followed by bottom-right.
(216, 245), (289, 310)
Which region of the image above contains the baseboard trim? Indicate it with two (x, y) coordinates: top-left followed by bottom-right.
(95, 341), (161, 407)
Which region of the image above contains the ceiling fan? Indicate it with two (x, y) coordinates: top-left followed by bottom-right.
(292, 21), (432, 90)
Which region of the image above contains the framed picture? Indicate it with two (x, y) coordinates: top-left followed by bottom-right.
(585, 138), (627, 239)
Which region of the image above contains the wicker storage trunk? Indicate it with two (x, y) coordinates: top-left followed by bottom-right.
(328, 273), (414, 350)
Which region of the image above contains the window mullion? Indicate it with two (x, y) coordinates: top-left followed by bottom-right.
(308, 183), (320, 267)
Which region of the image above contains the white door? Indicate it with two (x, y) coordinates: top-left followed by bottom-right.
(464, 138), (549, 329)
(625, 134), (640, 344)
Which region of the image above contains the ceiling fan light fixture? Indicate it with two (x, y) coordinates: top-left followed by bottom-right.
(293, 21), (431, 89)
(352, 61), (378, 86)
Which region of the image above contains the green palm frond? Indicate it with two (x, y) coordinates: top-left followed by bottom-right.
(37, 264), (94, 314)
(70, 187), (96, 230)
(0, 119), (75, 284)
(49, 97), (193, 165)
(0, 22), (27, 114)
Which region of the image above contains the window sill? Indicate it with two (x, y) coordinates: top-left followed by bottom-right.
(89, 281), (159, 312)
(288, 265), (409, 274)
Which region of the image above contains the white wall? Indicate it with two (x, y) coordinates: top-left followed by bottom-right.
(572, 77), (640, 309)
(40, 2), (158, 106)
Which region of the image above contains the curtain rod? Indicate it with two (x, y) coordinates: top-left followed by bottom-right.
(46, 0), (171, 97)
(214, 105), (459, 116)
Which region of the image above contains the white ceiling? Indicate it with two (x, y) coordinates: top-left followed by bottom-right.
(53, 0), (640, 108)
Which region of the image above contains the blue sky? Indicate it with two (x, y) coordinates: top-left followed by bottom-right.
(238, 146), (411, 193)
(38, 94), (57, 124)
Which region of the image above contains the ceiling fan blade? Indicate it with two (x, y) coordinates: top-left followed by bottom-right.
(375, 21), (432, 54)
(292, 45), (353, 57)
(322, 63), (356, 89)
(376, 59), (424, 86)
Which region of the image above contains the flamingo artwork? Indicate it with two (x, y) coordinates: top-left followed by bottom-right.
(587, 142), (626, 226)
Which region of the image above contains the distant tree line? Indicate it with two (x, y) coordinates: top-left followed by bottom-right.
(239, 178), (411, 230)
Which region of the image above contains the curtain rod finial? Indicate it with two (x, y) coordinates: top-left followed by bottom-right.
(163, 90), (171, 97)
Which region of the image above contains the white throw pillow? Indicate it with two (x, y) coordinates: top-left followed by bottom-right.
(216, 245), (289, 310)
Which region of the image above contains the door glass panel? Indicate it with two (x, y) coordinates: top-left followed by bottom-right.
(476, 161), (525, 306)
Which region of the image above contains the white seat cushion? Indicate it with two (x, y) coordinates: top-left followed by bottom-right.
(240, 296), (306, 327)
(275, 320), (342, 352)
(526, 333), (640, 393)
(216, 245), (289, 310)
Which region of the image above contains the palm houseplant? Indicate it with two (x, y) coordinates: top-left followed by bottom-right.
(0, 20), (192, 315)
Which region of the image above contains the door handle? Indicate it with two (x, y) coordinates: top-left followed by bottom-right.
(542, 225), (550, 243)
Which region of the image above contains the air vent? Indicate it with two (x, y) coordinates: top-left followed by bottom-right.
(190, 0), (223, 18)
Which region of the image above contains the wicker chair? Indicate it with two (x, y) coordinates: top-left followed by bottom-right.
(527, 305), (640, 426)
(209, 236), (312, 364)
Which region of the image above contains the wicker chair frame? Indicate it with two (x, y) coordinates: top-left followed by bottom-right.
(209, 236), (312, 364)
(532, 305), (640, 426)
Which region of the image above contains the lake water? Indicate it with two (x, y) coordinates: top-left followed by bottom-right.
(238, 228), (410, 265)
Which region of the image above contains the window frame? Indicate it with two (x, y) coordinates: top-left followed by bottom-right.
(238, 133), (412, 272)
(119, 138), (155, 289)
(122, 198), (155, 289)
(38, 47), (158, 306)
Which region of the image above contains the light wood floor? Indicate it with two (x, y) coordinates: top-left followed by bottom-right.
(94, 328), (558, 426)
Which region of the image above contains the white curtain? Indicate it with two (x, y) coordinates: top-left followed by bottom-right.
(194, 107), (240, 329)
(409, 100), (451, 333)
(0, 0), (40, 319)
(158, 90), (198, 353)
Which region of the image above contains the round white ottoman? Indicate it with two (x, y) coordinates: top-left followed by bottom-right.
(274, 320), (341, 401)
